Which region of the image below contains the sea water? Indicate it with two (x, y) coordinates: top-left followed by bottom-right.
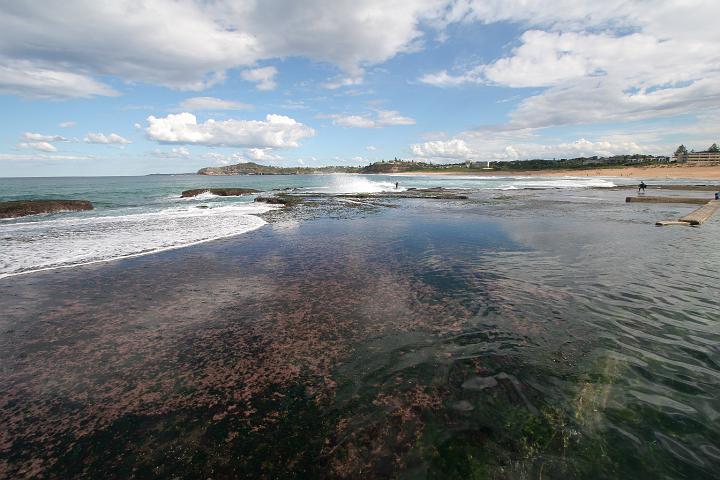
(0, 173), (651, 278)
(1, 173), (720, 479)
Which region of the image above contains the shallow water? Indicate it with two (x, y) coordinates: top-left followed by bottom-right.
(1, 181), (719, 479)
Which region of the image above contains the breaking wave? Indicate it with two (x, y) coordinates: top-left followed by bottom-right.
(0, 203), (275, 278)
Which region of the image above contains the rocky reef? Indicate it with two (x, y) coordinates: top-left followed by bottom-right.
(0, 199), (93, 219)
(180, 188), (259, 198)
(254, 194), (304, 207)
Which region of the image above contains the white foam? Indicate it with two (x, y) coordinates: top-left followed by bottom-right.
(495, 177), (616, 190)
(317, 174), (406, 194)
(181, 191), (220, 200)
(0, 203), (276, 278)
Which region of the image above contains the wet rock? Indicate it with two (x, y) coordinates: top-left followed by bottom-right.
(450, 400), (475, 412)
(180, 188), (259, 198)
(255, 195), (304, 207)
(461, 376), (498, 391)
(0, 199), (93, 219)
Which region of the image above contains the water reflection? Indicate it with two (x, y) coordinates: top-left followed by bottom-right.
(1, 190), (719, 478)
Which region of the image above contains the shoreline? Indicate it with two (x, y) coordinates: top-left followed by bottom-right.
(391, 164), (720, 180)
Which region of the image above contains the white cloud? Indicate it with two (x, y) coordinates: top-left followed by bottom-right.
(59, 121), (76, 128)
(411, 139), (475, 160)
(146, 112), (315, 148)
(16, 132), (69, 152)
(0, 153), (93, 161)
(177, 96), (252, 111)
(240, 66), (278, 91)
(246, 148), (281, 161)
(327, 115), (376, 128)
(376, 110), (415, 126)
(201, 152), (234, 165)
(366, 145), (377, 151)
(410, 135), (661, 163)
(18, 141), (57, 152)
(0, 1), (446, 97)
(281, 100), (307, 110)
(323, 109), (415, 128)
(321, 76), (363, 90)
(85, 133), (132, 144)
(420, 1), (720, 130)
(201, 149), (300, 166)
(152, 147), (191, 159)
(201, 150), (278, 165)
(0, 61), (119, 98)
(418, 70), (472, 88)
(21, 132), (68, 142)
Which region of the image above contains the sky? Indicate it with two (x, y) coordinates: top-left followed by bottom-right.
(0, 0), (719, 176)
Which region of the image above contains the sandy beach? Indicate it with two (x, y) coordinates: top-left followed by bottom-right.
(395, 163), (720, 180)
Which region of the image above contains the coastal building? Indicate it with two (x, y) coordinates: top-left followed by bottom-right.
(674, 150), (720, 163)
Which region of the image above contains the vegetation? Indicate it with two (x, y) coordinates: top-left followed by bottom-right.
(358, 154), (671, 174)
(197, 153), (678, 177)
(197, 162), (360, 175)
(489, 154), (670, 171)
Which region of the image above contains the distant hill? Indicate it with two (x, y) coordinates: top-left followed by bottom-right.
(359, 160), (435, 173)
(197, 162), (360, 175)
(359, 156), (673, 173)
(198, 155), (674, 176)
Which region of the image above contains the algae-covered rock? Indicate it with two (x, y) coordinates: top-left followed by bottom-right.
(0, 199), (93, 219)
(180, 188), (259, 198)
(254, 195), (304, 207)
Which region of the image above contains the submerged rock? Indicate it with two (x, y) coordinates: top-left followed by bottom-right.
(461, 376), (498, 391)
(180, 188), (259, 198)
(450, 400), (475, 412)
(0, 199), (93, 219)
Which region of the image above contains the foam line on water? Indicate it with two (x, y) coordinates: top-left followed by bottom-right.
(310, 174), (406, 194)
(0, 203), (276, 279)
(495, 178), (616, 190)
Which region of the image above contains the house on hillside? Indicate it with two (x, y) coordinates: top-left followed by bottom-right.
(674, 144), (720, 163)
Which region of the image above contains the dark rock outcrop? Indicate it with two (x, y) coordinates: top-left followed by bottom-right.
(254, 195), (304, 207)
(0, 200), (94, 219)
(180, 188), (259, 198)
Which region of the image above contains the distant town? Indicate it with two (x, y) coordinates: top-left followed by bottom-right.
(197, 143), (720, 175)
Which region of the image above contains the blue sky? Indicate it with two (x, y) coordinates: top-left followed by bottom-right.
(1, 1), (719, 176)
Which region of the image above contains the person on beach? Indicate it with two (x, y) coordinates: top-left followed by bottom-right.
(715, 192), (719, 200)
(395, 182), (399, 189)
(638, 181), (646, 193)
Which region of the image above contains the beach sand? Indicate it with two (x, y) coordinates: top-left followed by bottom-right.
(394, 163), (720, 180)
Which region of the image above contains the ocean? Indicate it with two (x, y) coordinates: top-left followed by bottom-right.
(1, 173), (719, 479)
(0, 174), (620, 279)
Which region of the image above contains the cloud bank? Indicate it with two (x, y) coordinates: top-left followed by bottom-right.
(146, 113), (315, 148)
